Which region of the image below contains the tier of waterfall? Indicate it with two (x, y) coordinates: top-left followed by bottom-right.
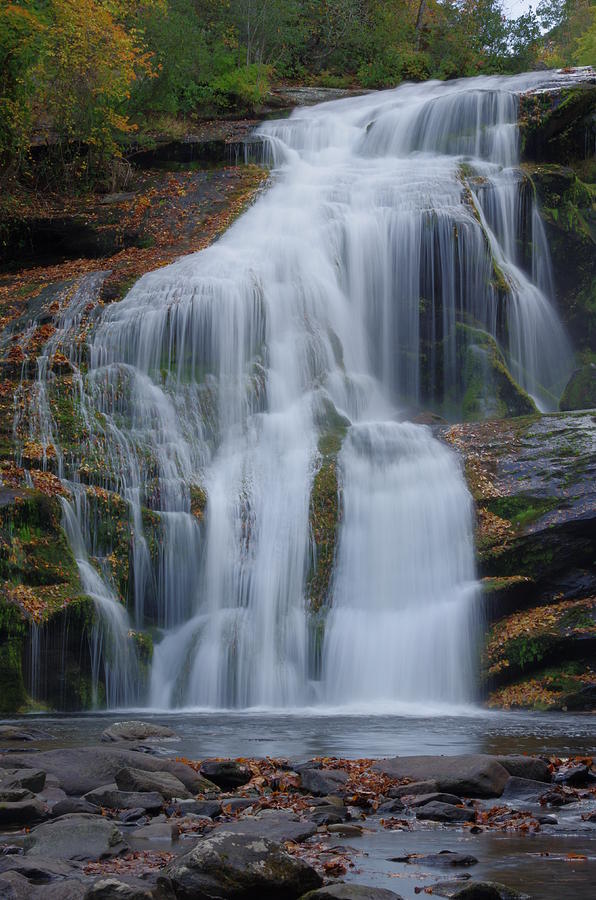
(19, 70), (578, 710)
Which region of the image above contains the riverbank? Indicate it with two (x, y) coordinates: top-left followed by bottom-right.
(0, 719), (594, 898)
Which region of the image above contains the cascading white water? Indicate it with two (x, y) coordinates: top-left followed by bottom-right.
(19, 70), (582, 710)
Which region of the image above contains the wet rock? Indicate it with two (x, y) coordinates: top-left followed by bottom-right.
(535, 813), (558, 824)
(84, 878), (154, 899)
(171, 799), (221, 818)
(297, 766), (349, 797)
(553, 763), (591, 786)
(52, 798), (98, 816)
(406, 792), (463, 808)
(219, 797), (255, 813)
(158, 829), (322, 898)
(0, 727), (52, 743)
(215, 808), (317, 843)
(500, 777), (552, 802)
(299, 885), (403, 899)
(0, 788), (34, 803)
(377, 798), (406, 813)
(387, 780), (438, 798)
(0, 798), (48, 826)
(539, 787), (577, 806)
(374, 755), (510, 798)
(416, 801), (475, 824)
(101, 721), (178, 743)
(428, 880), (530, 899)
(115, 768), (191, 800)
(559, 364), (596, 411)
(327, 823), (363, 837)
(0, 871), (31, 899)
(131, 822), (179, 842)
(198, 760), (252, 791)
(0, 854), (80, 881)
(494, 756), (550, 784)
(0, 747), (206, 796)
(24, 813), (128, 861)
(118, 808), (147, 824)
(35, 881), (87, 899)
(307, 805), (348, 826)
(0, 769), (46, 793)
(391, 850), (477, 867)
(84, 785), (164, 812)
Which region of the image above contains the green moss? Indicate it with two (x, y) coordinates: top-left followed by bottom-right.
(0, 597), (27, 713)
(190, 483), (208, 521)
(559, 364), (596, 411)
(485, 494), (558, 531)
(307, 432), (344, 613)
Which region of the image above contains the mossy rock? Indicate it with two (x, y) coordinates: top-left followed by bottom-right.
(0, 598), (27, 713)
(307, 430), (344, 614)
(559, 363), (596, 411)
(488, 660), (596, 711)
(520, 84), (596, 166)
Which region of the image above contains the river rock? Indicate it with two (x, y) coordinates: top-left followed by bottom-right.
(0, 768), (46, 793)
(297, 766), (349, 797)
(0, 748), (205, 796)
(553, 763), (591, 786)
(52, 798), (99, 816)
(84, 878), (154, 899)
(500, 777), (551, 802)
(406, 792), (463, 808)
(0, 871), (32, 899)
(215, 808), (317, 842)
(171, 798), (221, 818)
(220, 797), (255, 813)
(373, 755), (510, 798)
(198, 760), (252, 791)
(0, 854), (80, 881)
(115, 767), (191, 800)
(131, 821), (179, 842)
(24, 813), (128, 861)
(84, 785), (164, 811)
(327, 823), (363, 837)
(0, 798), (48, 826)
(416, 801), (475, 824)
(307, 804), (349, 826)
(428, 880), (530, 899)
(387, 780), (438, 798)
(158, 829), (322, 898)
(391, 850), (477, 867)
(35, 882), (87, 899)
(377, 798), (406, 813)
(101, 721), (178, 743)
(299, 885), (403, 899)
(0, 726), (52, 743)
(0, 788), (34, 802)
(494, 756), (550, 783)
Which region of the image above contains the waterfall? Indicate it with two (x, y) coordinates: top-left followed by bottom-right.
(19, 71), (580, 710)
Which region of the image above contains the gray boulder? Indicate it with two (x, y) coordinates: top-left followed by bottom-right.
(115, 767), (191, 800)
(406, 792), (463, 808)
(84, 878), (154, 899)
(0, 748), (205, 796)
(215, 809), (317, 843)
(24, 814), (128, 861)
(84, 785), (164, 812)
(0, 798), (48, 826)
(158, 829), (322, 898)
(494, 756), (550, 784)
(377, 798), (405, 814)
(0, 769), (46, 793)
(131, 822), (179, 843)
(373, 755), (510, 798)
(298, 767), (349, 797)
(299, 885), (403, 899)
(307, 804), (348, 826)
(391, 850), (477, 867)
(171, 799), (221, 818)
(0, 871), (32, 899)
(387, 780), (438, 798)
(500, 777), (551, 802)
(0, 788), (34, 803)
(427, 880), (530, 899)
(0, 855), (80, 881)
(416, 801), (475, 824)
(101, 721), (178, 743)
(0, 726), (52, 743)
(198, 760), (252, 791)
(52, 798), (99, 816)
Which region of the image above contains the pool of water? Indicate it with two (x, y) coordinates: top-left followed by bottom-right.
(3, 708), (594, 760)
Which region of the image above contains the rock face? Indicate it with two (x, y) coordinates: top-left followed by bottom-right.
(445, 411), (596, 710)
(158, 829), (322, 899)
(24, 813), (128, 860)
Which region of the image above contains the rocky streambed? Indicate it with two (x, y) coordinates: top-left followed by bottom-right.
(0, 720), (595, 898)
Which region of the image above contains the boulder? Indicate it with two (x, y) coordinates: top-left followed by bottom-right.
(297, 767), (349, 797)
(215, 809), (317, 843)
(391, 851), (477, 867)
(158, 829), (322, 898)
(33, 881), (87, 899)
(131, 822), (179, 843)
(559, 364), (596, 411)
(0, 769), (46, 793)
(0, 726), (52, 743)
(0, 788), (34, 803)
(553, 764), (592, 786)
(307, 805), (348, 826)
(84, 786), (164, 812)
(0, 748), (205, 796)
(377, 798), (406, 814)
(0, 871), (32, 899)
(326, 824), (363, 837)
(416, 802), (475, 824)
(500, 777), (551, 802)
(387, 780), (438, 798)
(406, 792), (463, 808)
(0, 854), (80, 881)
(219, 797), (255, 814)
(115, 767), (191, 800)
(101, 721), (178, 743)
(170, 799), (221, 818)
(428, 881), (530, 899)
(198, 760), (252, 791)
(494, 756), (550, 783)
(52, 798), (98, 816)
(24, 814), (128, 861)
(373, 756), (510, 798)
(299, 886), (403, 899)
(84, 878), (154, 899)
(0, 798), (48, 826)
